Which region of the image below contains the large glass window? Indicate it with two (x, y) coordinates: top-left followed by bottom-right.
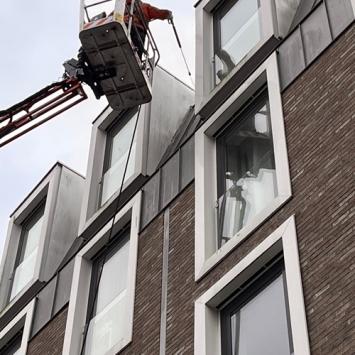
(220, 260), (293, 355)
(100, 111), (138, 206)
(9, 204), (45, 301)
(214, 0), (262, 85)
(0, 330), (22, 355)
(216, 90), (277, 247)
(84, 230), (130, 355)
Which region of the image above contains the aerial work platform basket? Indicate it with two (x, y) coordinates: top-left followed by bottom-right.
(79, 0), (160, 110)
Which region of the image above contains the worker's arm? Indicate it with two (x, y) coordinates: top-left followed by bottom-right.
(144, 4), (172, 21)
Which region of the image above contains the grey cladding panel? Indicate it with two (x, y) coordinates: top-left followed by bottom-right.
(146, 67), (194, 175)
(160, 153), (180, 208)
(180, 138), (195, 190)
(53, 258), (75, 315)
(290, 0), (315, 29)
(326, 0), (354, 38)
(31, 278), (57, 338)
(301, 3), (332, 64)
(278, 28), (306, 89)
(42, 167), (84, 281)
(141, 172), (160, 229)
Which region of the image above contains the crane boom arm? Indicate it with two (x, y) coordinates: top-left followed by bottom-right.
(0, 77), (87, 148)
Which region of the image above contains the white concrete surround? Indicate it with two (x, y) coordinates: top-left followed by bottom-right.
(195, 0), (278, 113)
(0, 299), (36, 354)
(0, 165), (59, 312)
(63, 191), (142, 355)
(0, 163), (84, 314)
(194, 215), (310, 355)
(195, 53), (292, 280)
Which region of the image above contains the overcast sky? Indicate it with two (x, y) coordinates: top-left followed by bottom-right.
(0, 1), (195, 257)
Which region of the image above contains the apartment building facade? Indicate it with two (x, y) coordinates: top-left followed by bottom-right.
(0, 0), (354, 354)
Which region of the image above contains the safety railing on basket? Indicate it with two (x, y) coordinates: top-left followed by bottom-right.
(80, 0), (160, 81)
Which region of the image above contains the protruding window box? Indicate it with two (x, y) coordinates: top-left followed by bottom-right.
(0, 163), (84, 325)
(195, 0), (300, 118)
(0, 299), (35, 355)
(195, 53), (292, 279)
(63, 193), (141, 355)
(79, 66), (194, 240)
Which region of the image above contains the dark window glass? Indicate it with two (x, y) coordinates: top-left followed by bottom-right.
(0, 330), (23, 355)
(216, 90), (277, 246)
(100, 110), (138, 206)
(84, 228), (130, 355)
(220, 259), (293, 355)
(214, 0), (262, 85)
(10, 203), (45, 300)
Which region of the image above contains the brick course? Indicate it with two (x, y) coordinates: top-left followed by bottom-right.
(27, 308), (68, 355)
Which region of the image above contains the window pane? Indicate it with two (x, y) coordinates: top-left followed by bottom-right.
(215, 0), (261, 85)
(235, 275), (291, 355)
(1, 331), (22, 355)
(84, 237), (130, 355)
(21, 213), (43, 260)
(10, 208), (44, 300)
(10, 247), (39, 300)
(217, 96), (277, 246)
(101, 114), (137, 206)
(94, 238), (129, 316)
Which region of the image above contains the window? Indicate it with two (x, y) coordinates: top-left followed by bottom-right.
(195, 0), (300, 114)
(216, 89), (276, 247)
(0, 299), (36, 355)
(194, 216), (310, 355)
(0, 331), (22, 355)
(9, 203), (45, 301)
(100, 111), (138, 206)
(63, 192), (141, 355)
(220, 258), (293, 355)
(83, 231), (130, 355)
(214, 0), (262, 86)
(195, 53), (291, 279)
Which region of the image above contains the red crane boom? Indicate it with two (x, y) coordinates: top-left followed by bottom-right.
(0, 78), (87, 148)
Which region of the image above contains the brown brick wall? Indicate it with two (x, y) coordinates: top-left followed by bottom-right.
(27, 307), (68, 355)
(162, 24), (355, 355)
(121, 214), (164, 355)
(25, 24), (354, 355)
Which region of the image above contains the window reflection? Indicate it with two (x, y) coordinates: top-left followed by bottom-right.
(10, 205), (44, 301)
(214, 0), (261, 85)
(84, 233), (130, 355)
(220, 261), (294, 355)
(216, 92), (277, 246)
(100, 112), (137, 206)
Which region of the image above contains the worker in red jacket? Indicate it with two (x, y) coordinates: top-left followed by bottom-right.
(125, 0), (173, 58)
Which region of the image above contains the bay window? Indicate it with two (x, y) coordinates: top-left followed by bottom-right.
(84, 231), (130, 355)
(214, 0), (262, 85)
(216, 90), (276, 247)
(100, 111), (138, 206)
(220, 259), (293, 355)
(9, 203), (44, 301)
(195, 54), (291, 279)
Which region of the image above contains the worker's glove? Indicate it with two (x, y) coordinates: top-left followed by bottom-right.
(167, 11), (173, 21)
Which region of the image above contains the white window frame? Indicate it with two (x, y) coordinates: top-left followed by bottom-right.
(0, 299), (36, 355)
(195, 0), (278, 113)
(195, 52), (291, 280)
(195, 215), (310, 355)
(63, 191), (141, 355)
(79, 106), (148, 236)
(0, 167), (62, 312)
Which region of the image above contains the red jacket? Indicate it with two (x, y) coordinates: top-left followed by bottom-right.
(125, 2), (171, 29)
